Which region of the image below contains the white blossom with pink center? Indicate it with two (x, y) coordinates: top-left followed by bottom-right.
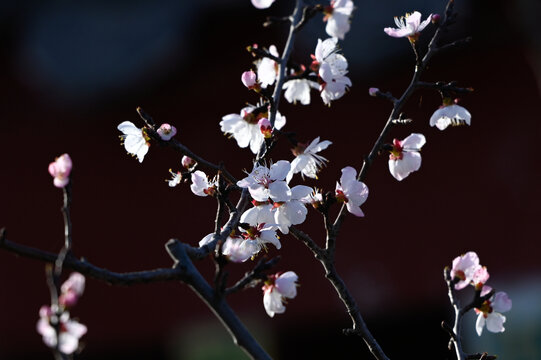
(475, 287), (512, 336)
(286, 137), (332, 183)
(450, 251), (481, 290)
(190, 170), (217, 197)
(239, 222), (281, 256)
(36, 306), (87, 355)
(324, 0), (354, 40)
(384, 11), (432, 41)
(262, 271), (298, 317)
(237, 161), (291, 202)
(257, 45), (280, 88)
(388, 133), (426, 181)
(48, 153), (72, 188)
(335, 166), (369, 217)
(429, 104), (471, 130)
(117, 121), (149, 163)
(312, 38), (352, 105)
(220, 106), (286, 154)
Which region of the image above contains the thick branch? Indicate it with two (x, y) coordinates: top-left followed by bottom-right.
(167, 239), (271, 360)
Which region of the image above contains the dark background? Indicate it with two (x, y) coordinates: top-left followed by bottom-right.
(1, 0), (539, 359)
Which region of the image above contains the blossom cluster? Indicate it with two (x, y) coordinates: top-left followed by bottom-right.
(451, 252), (512, 336)
(37, 273), (87, 355)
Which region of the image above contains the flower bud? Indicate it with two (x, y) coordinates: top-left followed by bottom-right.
(368, 87), (379, 97)
(431, 14), (441, 24)
(258, 118), (272, 138)
(157, 123), (177, 141)
(181, 155), (196, 169)
(48, 153), (72, 188)
(241, 70), (258, 89)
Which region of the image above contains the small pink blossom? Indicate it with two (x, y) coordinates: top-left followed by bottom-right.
(167, 170), (182, 187)
(48, 153), (72, 188)
(335, 166), (368, 217)
(241, 70), (258, 90)
(472, 266), (490, 290)
(258, 118), (272, 138)
(388, 133), (426, 181)
(59, 272), (85, 308)
(475, 288), (512, 336)
(368, 87), (379, 96)
(181, 155), (196, 169)
(262, 271), (298, 317)
(450, 251), (481, 290)
(384, 11), (432, 41)
(157, 123), (177, 141)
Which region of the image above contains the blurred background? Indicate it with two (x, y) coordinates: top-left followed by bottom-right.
(0, 0), (540, 359)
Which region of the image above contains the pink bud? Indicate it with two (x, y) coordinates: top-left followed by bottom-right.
(61, 272), (85, 297)
(241, 70), (258, 89)
(431, 14), (441, 24)
(258, 118), (272, 138)
(368, 87), (379, 97)
(157, 123), (177, 141)
(48, 153), (72, 188)
(59, 290), (79, 308)
(181, 155), (196, 169)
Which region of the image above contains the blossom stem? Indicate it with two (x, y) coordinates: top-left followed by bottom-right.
(268, 0), (304, 130)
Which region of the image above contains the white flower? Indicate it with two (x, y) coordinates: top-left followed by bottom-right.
(429, 104), (471, 130)
(220, 106), (286, 154)
(237, 161), (291, 202)
(324, 0), (354, 40)
(335, 166), (369, 217)
(287, 137), (332, 183)
(222, 237), (255, 263)
(257, 45), (279, 88)
(190, 170), (217, 197)
(117, 121), (149, 163)
(199, 233), (254, 263)
(167, 169), (182, 187)
(283, 79), (319, 105)
(251, 0), (275, 9)
(36, 307), (87, 355)
(384, 11), (432, 41)
(313, 38), (352, 105)
(239, 222), (281, 255)
(262, 271), (298, 317)
(450, 251), (481, 290)
(241, 203), (275, 229)
(388, 133), (426, 181)
(272, 185), (313, 234)
(475, 288), (512, 336)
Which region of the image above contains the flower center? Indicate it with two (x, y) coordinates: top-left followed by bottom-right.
(389, 139), (403, 160)
(335, 189), (348, 203)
